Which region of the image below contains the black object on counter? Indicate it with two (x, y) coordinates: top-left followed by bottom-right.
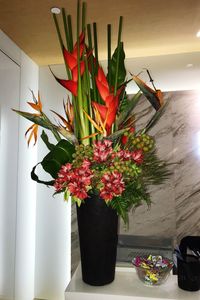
(177, 236), (200, 291)
(76, 194), (118, 286)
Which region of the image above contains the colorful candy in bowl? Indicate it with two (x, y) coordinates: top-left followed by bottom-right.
(132, 255), (174, 286)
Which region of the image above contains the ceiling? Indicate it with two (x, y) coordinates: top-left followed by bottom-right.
(1, 0), (200, 66)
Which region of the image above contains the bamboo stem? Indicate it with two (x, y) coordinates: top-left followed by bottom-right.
(93, 22), (101, 103)
(52, 12), (71, 79)
(93, 22), (99, 71)
(67, 15), (73, 51)
(87, 24), (98, 101)
(82, 2), (86, 32)
(107, 24), (111, 88)
(62, 8), (70, 51)
(114, 16), (123, 96)
(52, 13), (63, 49)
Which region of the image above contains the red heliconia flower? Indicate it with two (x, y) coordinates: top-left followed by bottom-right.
(52, 33), (86, 97)
(92, 67), (124, 134)
(132, 150), (144, 164)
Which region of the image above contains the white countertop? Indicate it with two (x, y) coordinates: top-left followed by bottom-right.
(65, 264), (200, 300)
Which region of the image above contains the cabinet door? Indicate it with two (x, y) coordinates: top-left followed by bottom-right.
(0, 50), (20, 300)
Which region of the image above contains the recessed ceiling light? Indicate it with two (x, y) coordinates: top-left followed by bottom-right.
(186, 63), (193, 68)
(196, 30), (200, 37)
(51, 7), (61, 14)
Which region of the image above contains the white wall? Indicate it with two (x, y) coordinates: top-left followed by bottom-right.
(34, 66), (71, 300)
(0, 49), (20, 300)
(0, 30), (71, 300)
(101, 51), (200, 93)
(1, 25), (200, 300)
(0, 30), (38, 300)
(14, 52), (38, 300)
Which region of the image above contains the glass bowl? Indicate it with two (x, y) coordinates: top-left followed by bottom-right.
(132, 255), (174, 286)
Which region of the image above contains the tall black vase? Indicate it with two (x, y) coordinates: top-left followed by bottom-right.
(76, 193), (118, 286)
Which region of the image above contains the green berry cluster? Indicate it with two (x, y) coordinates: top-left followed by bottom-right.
(132, 133), (155, 152)
(110, 159), (142, 179)
(72, 144), (93, 166)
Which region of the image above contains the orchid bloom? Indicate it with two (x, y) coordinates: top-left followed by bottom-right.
(92, 67), (124, 135)
(53, 33), (85, 96)
(25, 92), (42, 146)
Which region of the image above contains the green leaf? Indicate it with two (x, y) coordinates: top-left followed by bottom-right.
(109, 42), (126, 88)
(117, 91), (142, 126)
(31, 163), (55, 186)
(109, 196), (128, 223)
(64, 188), (70, 201)
(143, 101), (169, 133)
(108, 128), (129, 141)
(41, 139), (75, 178)
(12, 109), (56, 131)
(41, 130), (55, 151)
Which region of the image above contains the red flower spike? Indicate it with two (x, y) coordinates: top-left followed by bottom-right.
(92, 67), (124, 134)
(71, 61), (85, 82)
(73, 32), (85, 56)
(55, 76), (77, 96)
(92, 102), (108, 122)
(73, 43), (85, 60)
(53, 32), (86, 95)
(95, 67), (110, 101)
(63, 47), (77, 70)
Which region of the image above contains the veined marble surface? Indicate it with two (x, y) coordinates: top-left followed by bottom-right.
(71, 90), (200, 274)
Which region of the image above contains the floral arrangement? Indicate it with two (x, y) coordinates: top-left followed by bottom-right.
(13, 0), (171, 223)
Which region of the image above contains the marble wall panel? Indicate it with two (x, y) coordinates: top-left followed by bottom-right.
(171, 91), (200, 242)
(71, 90), (200, 274)
(120, 94), (176, 238)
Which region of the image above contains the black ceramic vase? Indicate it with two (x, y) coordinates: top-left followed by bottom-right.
(76, 193), (119, 286)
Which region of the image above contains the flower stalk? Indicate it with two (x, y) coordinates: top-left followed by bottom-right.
(13, 0), (171, 222)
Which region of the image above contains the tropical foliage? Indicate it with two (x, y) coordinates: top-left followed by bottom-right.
(13, 0), (171, 223)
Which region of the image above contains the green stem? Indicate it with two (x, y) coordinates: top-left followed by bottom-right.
(93, 22), (100, 103)
(87, 24), (97, 101)
(67, 15), (73, 51)
(76, 0), (86, 140)
(52, 13), (63, 49)
(93, 22), (99, 71)
(62, 8), (70, 51)
(107, 24), (111, 89)
(42, 113), (61, 142)
(84, 53), (96, 143)
(82, 2), (86, 32)
(114, 16), (123, 96)
(52, 11), (71, 79)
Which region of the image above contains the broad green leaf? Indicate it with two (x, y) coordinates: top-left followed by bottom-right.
(41, 139), (75, 178)
(31, 163), (55, 186)
(109, 42), (126, 88)
(41, 130), (55, 151)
